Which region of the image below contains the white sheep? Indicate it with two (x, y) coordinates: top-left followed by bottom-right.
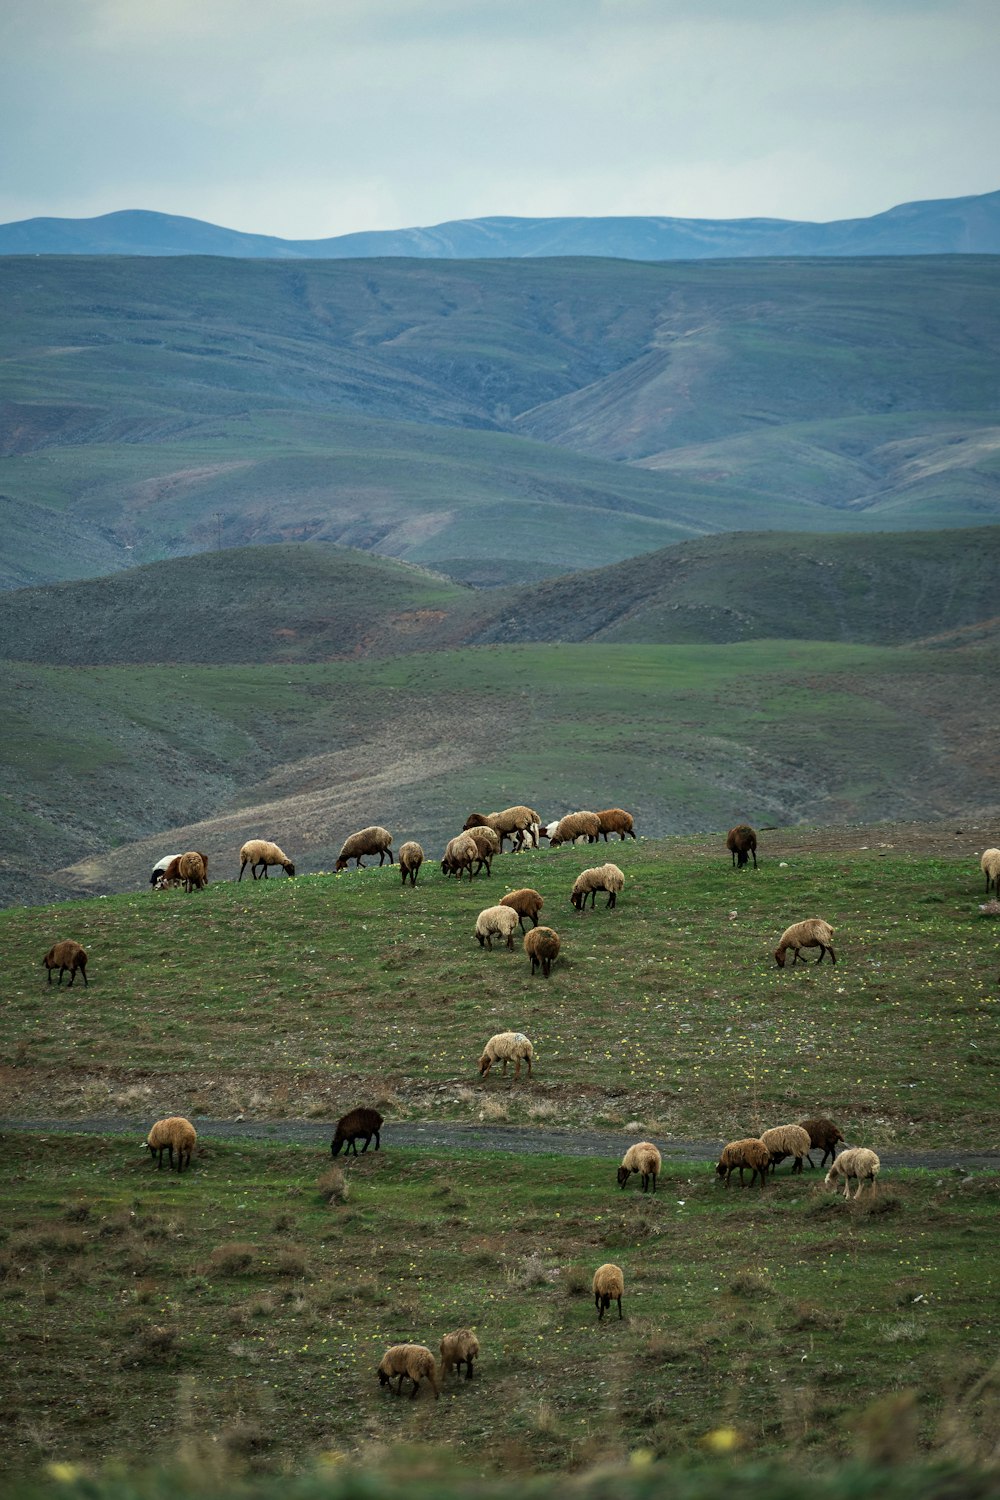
(760, 1124), (813, 1175)
(239, 840), (295, 880)
(478, 1030), (534, 1080)
(570, 863), (625, 911)
(593, 1263), (624, 1321)
(617, 1141), (661, 1193)
(377, 1344), (439, 1400)
(146, 1116), (196, 1172)
(774, 918), (836, 967)
(475, 904), (520, 951)
(980, 848), (1000, 896)
(439, 1328), (479, 1381)
(825, 1147), (880, 1199)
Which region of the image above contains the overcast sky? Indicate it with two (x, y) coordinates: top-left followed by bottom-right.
(1, 0), (998, 238)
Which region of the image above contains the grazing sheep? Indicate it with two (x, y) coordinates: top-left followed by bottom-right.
(981, 848), (1000, 896)
(774, 918), (836, 968)
(499, 887), (544, 931)
(238, 840), (294, 881)
(156, 852), (208, 890)
(478, 1030), (534, 1080)
(799, 1117), (845, 1168)
(524, 925), (561, 977)
(617, 1141), (661, 1193)
(715, 1138), (771, 1188)
(466, 827), (498, 874)
(42, 939), (88, 988)
(593, 1263), (624, 1321)
(727, 824), (758, 869)
(442, 832), (483, 881)
(760, 1124), (813, 1175)
(146, 1116), (196, 1172)
(330, 1107), (383, 1157)
(439, 1328), (479, 1382)
(398, 841), (424, 886)
(825, 1147), (881, 1200)
(377, 1344), (439, 1400)
(570, 863), (625, 911)
(472, 805), (541, 852)
(475, 904), (520, 951)
(548, 811), (601, 847)
(178, 851), (208, 893)
(149, 854), (181, 888)
(596, 808), (636, 842)
(335, 826), (394, 871)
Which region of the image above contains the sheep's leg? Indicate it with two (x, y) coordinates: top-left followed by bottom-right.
(360, 1134), (370, 1152)
(751, 849), (758, 869)
(373, 1131), (380, 1151)
(606, 891), (615, 908)
(465, 1358), (474, 1380)
(46, 967), (52, 984)
(616, 1295), (622, 1319)
(513, 1059), (521, 1080)
(238, 862), (246, 881)
(596, 1293), (604, 1320)
(524, 1055), (532, 1077)
(501, 1059), (508, 1075)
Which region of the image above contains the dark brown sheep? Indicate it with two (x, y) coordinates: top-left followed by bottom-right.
(499, 887), (544, 931)
(524, 925), (560, 977)
(43, 940), (88, 987)
(331, 1107), (384, 1157)
(596, 808), (636, 841)
(715, 1138), (771, 1188)
(799, 1117), (845, 1168)
(726, 825), (758, 869)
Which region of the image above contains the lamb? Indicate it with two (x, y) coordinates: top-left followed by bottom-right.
(499, 887), (544, 931)
(475, 904), (520, 951)
(335, 826), (393, 870)
(570, 863), (625, 911)
(799, 1117), (845, 1168)
(593, 1263), (624, 1321)
(178, 851), (208, 893)
(825, 1147), (881, 1200)
(981, 848), (1000, 896)
(330, 1107), (383, 1156)
(238, 840), (294, 880)
(439, 1328), (479, 1382)
(398, 841), (424, 886)
(596, 808), (636, 842)
(524, 925), (560, 977)
(727, 824), (758, 869)
(441, 832), (482, 881)
(617, 1141), (661, 1194)
(548, 811), (601, 847)
(146, 1116), (196, 1172)
(774, 918), (836, 968)
(715, 1138), (771, 1188)
(377, 1344), (439, 1400)
(478, 1030), (533, 1080)
(42, 939), (88, 987)
(760, 1124), (813, 1175)
(149, 854), (181, 888)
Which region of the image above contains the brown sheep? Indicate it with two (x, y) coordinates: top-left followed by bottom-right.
(331, 1107), (383, 1156)
(439, 1328), (479, 1381)
(524, 925), (560, 977)
(499, 887), (544, 931)
(715, 1138), (771, 1188)
(774, 918), (836, 968)
(398, 841), (424, 886)
(593, 1263), (624, 1321)
(727, 824), (758, 869)
(377, 1344), (439, 1400)
(799, 1117), (845, 1168)
(43, 940), (88, 988)
(596, 808), (636, 841)
(178, 851), (207, 893)
(146, 1116), (196, 1172)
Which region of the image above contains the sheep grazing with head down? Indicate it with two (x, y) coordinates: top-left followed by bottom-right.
(464, 806), (540, 852)
(799, 1117), (845, 1168)
(336, 826), (394, 871)
(440, 1328), (479, 1382)
(157, 852), (209, 890)
(825, 1147), (880, 1200)
(716, 1138), (771, 1188)
(441, 832), (483, 881)
(478, 1030), (533, 1080)
(727, 824), (758, 869)
(499, 887), (544, 931)
(239, 840), (294, 881)
(981, 848), (1000, 896)
(146, 1116), (196, 1172)
(178, 851), (208, 893)
(617, 1141), (661, 1193)
(398, 841), (424, 886)
(524, 925), (560, 977)
(475, 904), (520, 951)
(149, 854), (181, 888)
(465, 827), (499, 875)
(377, 1344), (439, 1400)
(593, 1263), (624, 1321)
(760, 1124), (813, 1175)
(596, 808), (636, 842)
(330, 1107), (383, 1156)
(43, 939), (88, 988)
(774, 918), (836, 968)
(548, 811), (601, 847)
(570, 863), (625, 911)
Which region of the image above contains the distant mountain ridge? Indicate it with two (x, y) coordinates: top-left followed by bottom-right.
(2, 189), (1000, 260)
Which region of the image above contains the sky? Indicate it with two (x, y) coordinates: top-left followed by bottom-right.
(1, 0), (998, 239)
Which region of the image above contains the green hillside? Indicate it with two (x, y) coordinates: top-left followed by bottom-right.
(2, 255), (998, 587)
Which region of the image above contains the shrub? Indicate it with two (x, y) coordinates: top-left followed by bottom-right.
(207, 1242), (258, 1275)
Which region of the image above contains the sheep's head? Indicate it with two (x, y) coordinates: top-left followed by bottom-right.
(823, 1164), (841, 1190)
(774, 947), (787, 968)
(715, 1160), (728, 1178)
(478, 1054), (491, 1076)
(377, 1367), (391, 1386)
(334, 857), (348, 872)
(616, 1166), (631, 1189)
(283, 861), (296, 877)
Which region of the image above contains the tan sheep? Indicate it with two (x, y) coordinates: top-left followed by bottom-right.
(238, 840), (294, 880)
(727, 824), (758, 869)
(478, 1030), (534, 1080)
(524, 925), (560, 977)
(593, 1263), (624, 1321)
(981, 848), (1000, 896)
(475, 904), (520, 951)
(442, 832), (482, 880)
(760, 1124), (813, 1175)
(499, 887), (544, 931)
(465, 806), (540, 852)
(596, 808), (636, 841)
(178, 851), (208, 893)
(715, 1138), (771, 1188)
(466, 827), (498, 874)
(825, 1147), (880, 1199)
(377, 1343), (439, 1400)
(42, 939), (88, 988)
(398, 841), (424, 886)
(146, 1116), (196, 1172)
(570, 863), (625, 911)
(799, 1117), (845, 1168)
(336, 826), (394, 871)
(439, 1328), (479, 1382)
(548, 811), (601, 847)
(774, 917), (836, 968)
(617, 1141), (661, 1193)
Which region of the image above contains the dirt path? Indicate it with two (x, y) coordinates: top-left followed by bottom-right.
(2, 1117), (997, 1172)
